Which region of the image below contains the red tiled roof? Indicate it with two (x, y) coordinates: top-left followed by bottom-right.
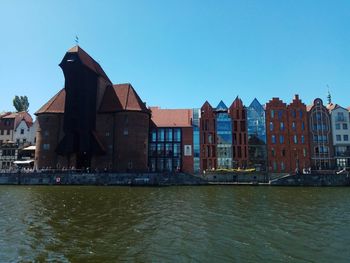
(113, 84), (149, 112)
(64, 46), (112, 84)
(37, 84), (149, 115)
(150, 107), (193, 127)
(35, 88), (66, 115)
(2, 111), (33, 129)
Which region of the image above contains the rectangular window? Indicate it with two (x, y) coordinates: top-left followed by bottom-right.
(157, 128), (165, 141)
(303, 148), (307, 157)
(280, 122), (284, 131)
(279, 135), (284, 144)
(173, 143), (181, 157)
(301, 135), (305, 144)
(343, 123), (348, 130)
(299, 110), (303, 119)
(165, 143), (172, 156)
(20, 129), (24, 135)
(293, 135), (298, 144)
(149, 143), (156, 157)
(151, 129), (157, 142)
(271, 135), (276, 144)
(269, 122), (273, 131)
(336, 135), (342, 141)
(157, 144), (164, 156)
(174, 128), (181, 142)
(271, 110), (275, 118)
(281, 162), (285, 171)
(278, 110), (283, 120)
(344, 135), (349, 141)
(292, 110), (296, 118)
(166, 128), (173, 141)
(337, 112), (345, 122)
(336, 123), (341, 130)
(271, 148), (275, 157)
(301, 122), (305, 131)
(123, 128), (128, 135)
(282, 149), (286, 157)
(292, 122), (296, 130)
(273, 161), (277, 171)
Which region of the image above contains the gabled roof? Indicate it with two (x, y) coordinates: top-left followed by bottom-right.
(248, 98), (264, 111)
(1, 111), (33, 129)
(215, 100), (228, 111)
(327, 103), (348, 112)
(230, 96), (244, 109)
(62, 45), (112, 84)
(201, 101), (213, 110)
(113, 84), (149, 113)
(35, 88), (66, 115)
(150, 107), (193, 127)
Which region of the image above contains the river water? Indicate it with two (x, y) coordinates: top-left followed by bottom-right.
(0, 186), (349, 262)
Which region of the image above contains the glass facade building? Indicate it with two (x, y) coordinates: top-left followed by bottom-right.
(247, 98), (267, 171)
(215, 101), (232, 169)
(149, 127), (182, 172)
(192, 108), (201, 173)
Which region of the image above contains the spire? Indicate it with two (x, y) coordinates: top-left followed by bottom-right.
(327, 86), (332, 105)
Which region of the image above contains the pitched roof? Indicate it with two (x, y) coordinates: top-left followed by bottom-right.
(215, 100), (228, 111)
(1, 111), (33, 129)
(230, 96), (244, 109)
(150, 107), (193, 127)
(248, 98), (264, 111)
(62, 46), (112, 84)
(113, 84), (149, 112)
(35, 88), (66, 115)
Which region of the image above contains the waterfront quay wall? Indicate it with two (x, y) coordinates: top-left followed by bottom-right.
(0, 172), (207, 186)
(204, 172), (269, 184)
(270, 173), (350, 186)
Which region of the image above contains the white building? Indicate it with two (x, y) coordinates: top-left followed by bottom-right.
(0, 112), (37, 169)
(328, 104), (350, 168)
(0, 112), (36, 145)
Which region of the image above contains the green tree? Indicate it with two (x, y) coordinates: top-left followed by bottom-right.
(13, 95), (29, 112)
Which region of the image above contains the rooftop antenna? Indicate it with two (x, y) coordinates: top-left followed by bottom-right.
(326, 85), (332, 104)
(75, 35), (79, 46)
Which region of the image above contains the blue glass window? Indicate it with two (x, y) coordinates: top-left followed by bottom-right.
(279, 135), (284, 144)
(272, 135), (276, 144)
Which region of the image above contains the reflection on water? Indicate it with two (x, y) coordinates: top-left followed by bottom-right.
(1, 186), (350, 262)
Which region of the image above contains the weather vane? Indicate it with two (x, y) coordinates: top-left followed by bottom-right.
(75, 35), (79, 45)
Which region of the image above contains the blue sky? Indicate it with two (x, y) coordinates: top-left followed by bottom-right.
(1, 0), (349, 116)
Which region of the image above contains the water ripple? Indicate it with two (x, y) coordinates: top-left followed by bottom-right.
(1, 186), (350, 262)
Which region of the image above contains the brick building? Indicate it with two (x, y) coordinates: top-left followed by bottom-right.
(229, 97), (248, 168)
(266, 98), (290, 173)
(200, 101), (217, 171)
(35, 46), (150, 172)
(148, 107), (194, 173)
(265, 95), (310, 173)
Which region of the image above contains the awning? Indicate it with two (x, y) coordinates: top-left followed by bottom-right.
(23, 146), (36, 151)
(13, 160), (34, 164)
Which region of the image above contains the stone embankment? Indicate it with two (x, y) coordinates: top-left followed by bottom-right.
(0, 171), (349, 186)
(270, 172), (350, 186)
(0, 172), (207, 186)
